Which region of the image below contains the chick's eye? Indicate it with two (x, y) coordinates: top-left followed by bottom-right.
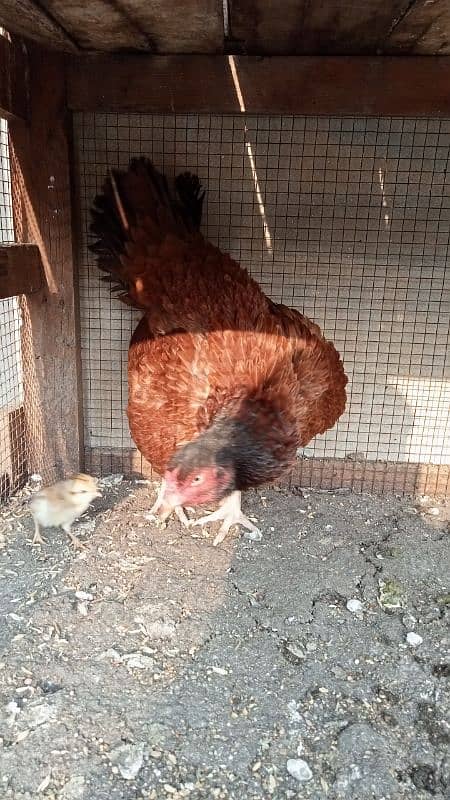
(191, 475), (203, 485)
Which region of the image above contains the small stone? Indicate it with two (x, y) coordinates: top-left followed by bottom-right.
(110, 742), (144, 780)
(210, 666), (228, 676)
(287, 700), (301, 722)
(346, 598), (363, 613)
(287, 758), (313, 783)
(406, 632), (423, 647)
(244, 529), (263, 542)
(124, 653), (155, 670)
(75, 591), (94, 601)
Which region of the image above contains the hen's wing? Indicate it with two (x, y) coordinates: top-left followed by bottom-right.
(268, 300), (348, 445)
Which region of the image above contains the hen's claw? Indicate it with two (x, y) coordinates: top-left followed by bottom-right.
(190, 491), (262, 546)
(147, 481), (190, 528)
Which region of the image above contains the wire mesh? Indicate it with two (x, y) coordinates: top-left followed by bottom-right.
(0, 117), (28, 500)
(74, 113), (450, 496)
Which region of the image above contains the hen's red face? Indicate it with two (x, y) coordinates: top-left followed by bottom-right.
(162, 464), (233, 508)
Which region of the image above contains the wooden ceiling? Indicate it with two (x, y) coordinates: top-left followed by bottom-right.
(1, 0), (449, 56)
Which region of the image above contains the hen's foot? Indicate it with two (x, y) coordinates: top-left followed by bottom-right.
(32, 530), (46, 546)
(147, 481), (190, 528)
(190, 491), (262, 546)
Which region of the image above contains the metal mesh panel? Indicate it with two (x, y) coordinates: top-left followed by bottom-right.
(74, 113), (450, 496)
(0, 117), (27, 500)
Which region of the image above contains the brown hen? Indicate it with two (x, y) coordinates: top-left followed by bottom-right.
(90, 159), (347, 544)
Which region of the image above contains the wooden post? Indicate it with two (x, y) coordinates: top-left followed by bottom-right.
(8, 41), (82, 482)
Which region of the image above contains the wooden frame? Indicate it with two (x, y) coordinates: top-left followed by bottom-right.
(0, 243), (42, 298)
(0, 34), (28, 120)
(5, 40), (82, 480)
(68, 54), (450, 116)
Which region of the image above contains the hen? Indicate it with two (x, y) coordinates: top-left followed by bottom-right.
(90, 158), (347, 544)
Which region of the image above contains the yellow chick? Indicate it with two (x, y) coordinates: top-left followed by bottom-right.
(29, 474), (101, 549)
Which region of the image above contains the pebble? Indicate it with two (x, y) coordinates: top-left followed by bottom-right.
(110, 742), (144, 780)
(244, 529), (263, 542)
(75, 591), (94, 601)
(287, 700), (301, 722)
(124, 653), (155, 670)
(286, 758), (313, 783)
(406, 632), (423, 648)
(346, 598), (363, 613)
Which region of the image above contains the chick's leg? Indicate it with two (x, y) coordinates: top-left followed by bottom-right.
(32, 518), (46, 546)
(62, 522), (85, 550)
(190, 491), (262, 546)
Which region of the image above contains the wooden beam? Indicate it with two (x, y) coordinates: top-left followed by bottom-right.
(0, 34), (28, 120)
(0, 1), (78, 53)
(67, 54), (450, 116)
(116, 1), (224, 53)
(386, 0), (450, 55)
(38, 0), (151, 52)
(229, 0), (413, 55)
(0, 243), (42, 298)
(9, 43), (82, 482)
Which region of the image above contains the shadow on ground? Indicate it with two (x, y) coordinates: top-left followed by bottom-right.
(0, 479), (448, 799)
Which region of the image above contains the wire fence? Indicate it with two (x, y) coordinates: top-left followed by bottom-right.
(0, 117), (28, 500)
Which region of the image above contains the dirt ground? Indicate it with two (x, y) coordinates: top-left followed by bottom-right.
(0, 476), (448, 800)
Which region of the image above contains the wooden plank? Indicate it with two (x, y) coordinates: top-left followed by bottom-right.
(0, 244), (42, 298)
(0, 1), (78, 52)
(386, 0), (450, 54)
(117, 1), (224, 53)
(0, 34), (28, 120)
(230, 0), (413, 55)
(84, 447), (450, 497)
(39, 1), (151, 51)
(67, 54), (450, 116)
(9, 43), (82, 482)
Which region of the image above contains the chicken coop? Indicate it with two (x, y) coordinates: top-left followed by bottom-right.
(0, 1), (449, 502)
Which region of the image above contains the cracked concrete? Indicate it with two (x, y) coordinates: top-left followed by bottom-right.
(0, 479), (448, 799)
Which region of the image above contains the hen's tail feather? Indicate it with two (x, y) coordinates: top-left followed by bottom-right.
(175, 172), (205, 230)
(89, 157), (205, 304)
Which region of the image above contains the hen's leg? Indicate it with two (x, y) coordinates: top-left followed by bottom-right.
(190, 491), (262, 546)
(62, 522), (85, 550)
(148, 480), (166, 515)
(147, 481), (190, 528)
(32, 518), (46, 545)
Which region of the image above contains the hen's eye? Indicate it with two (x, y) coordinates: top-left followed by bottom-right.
(191, 475), (203, 485)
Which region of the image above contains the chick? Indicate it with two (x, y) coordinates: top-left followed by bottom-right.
(29, 474), (101, 549)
